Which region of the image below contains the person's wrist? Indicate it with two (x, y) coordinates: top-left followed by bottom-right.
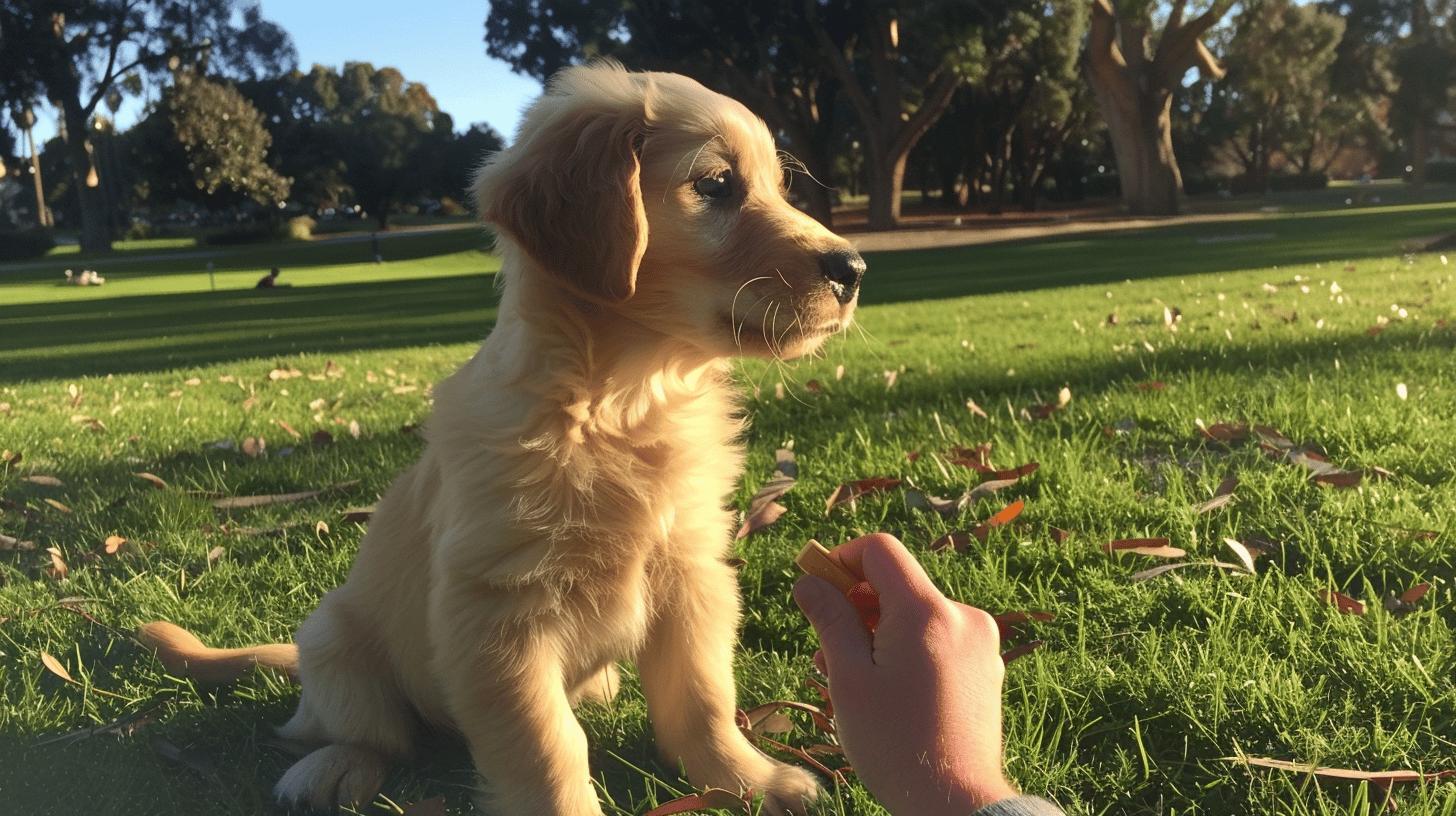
(932, 776), (1018, 816)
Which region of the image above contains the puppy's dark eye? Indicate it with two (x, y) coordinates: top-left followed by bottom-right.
(693, 171), (734, 200)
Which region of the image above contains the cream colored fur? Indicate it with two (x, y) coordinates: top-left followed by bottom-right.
(138, 62), (860, 815)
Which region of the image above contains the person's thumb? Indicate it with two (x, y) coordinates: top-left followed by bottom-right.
(793, 576), (872, 677)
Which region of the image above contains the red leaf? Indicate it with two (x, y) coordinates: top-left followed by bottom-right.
(273, 419), (302, 440)
(643, 789), (752, 816)
(930, 531), (973, 553)
(1049, 527), (1072, 543)
(133, 472), (167, 489)
(1400, 582), (1431, 605)
(1001, 640), (1044, 664)
(824, 477), (902, 513)
(1320, 589), (1366, 615)
(970, 499), (1026, 542)
(982, 461), (1040, 481)
(1137, 381), (1167, 391)
(1200, 422), (1250, 443)
(736, 502), (787, 540)
(1313, 470), (1363, 488)
(1239, 756), (1456, 785)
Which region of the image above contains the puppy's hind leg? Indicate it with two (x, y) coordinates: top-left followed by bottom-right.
(272, 600), (417, 810)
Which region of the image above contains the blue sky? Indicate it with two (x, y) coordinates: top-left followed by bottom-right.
(28, 0), (543, 145)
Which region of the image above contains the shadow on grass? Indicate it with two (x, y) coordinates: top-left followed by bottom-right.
(1, 274), (501, 381)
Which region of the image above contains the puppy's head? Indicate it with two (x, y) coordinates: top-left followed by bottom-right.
(475, 63), (862, 360)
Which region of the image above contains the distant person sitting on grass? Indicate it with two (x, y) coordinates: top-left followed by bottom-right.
(255, 267), (290, 289)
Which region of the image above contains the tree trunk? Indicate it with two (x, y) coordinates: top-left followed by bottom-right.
(60, 100), (112, 252)
(1091, 81), (1183, 215)
(1411, 122), (1429, 189)
(866, 148), (906, 230)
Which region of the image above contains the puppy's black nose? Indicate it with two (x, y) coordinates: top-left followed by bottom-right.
(818, 249), (865, 305)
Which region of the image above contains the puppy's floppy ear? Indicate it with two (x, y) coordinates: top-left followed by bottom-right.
(474, 92), (648, 303)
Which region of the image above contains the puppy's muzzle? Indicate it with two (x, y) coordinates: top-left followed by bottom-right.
(818, 249), (866, 305)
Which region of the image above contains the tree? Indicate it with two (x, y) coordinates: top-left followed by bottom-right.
(485, 0), (845, 226)
(1206, 0), (1346, 185)
(806, 0), (997, 229)
(323, 63), (448, 229)
(1392, 0), (1456, 187)
(925, 0), (1091, 213)
(440, 122), (505, 206)
(0, 1), (294, 251)
(1084, 0), (1234, 215)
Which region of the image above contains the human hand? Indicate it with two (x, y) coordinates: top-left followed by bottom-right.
(793, 533), (1016, 816)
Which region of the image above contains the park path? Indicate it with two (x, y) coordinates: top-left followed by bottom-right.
(844, 209), (1284, 253)
(0, 221), (469, 274)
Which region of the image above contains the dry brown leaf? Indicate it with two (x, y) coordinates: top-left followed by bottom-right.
(1104, 538), (1186, 559)
(212, 480), (359, 511)
(1049, 527), (1073, 544)
(1237, 756), (1456, 785)
(736, 502), (787, 540)
(1399, 582), (1431, 604)
(825, 477), (902, 514)
(341, 506), (376, 523)
(205, 546), (225, 566)
(0, 533), (36, 551)
(1312, 470), (1363, 488)
(103, 535), (127, 555)
(905, 488), (967, 518)
(43, 498), (72, 514)
(742, 703), (795, 736)
(1200, 422), (1250, 443)
(1, 449), (21, 466)
(967, 477), (1022, 503)
(274, 419), (302, 440)
(1137, 381), (1168, 391)
(133, 472), (167, 489)
(966, 398), (988, 419)
(1130, 561), (1250, 582)
(643, 788), (752, 816)
(241, 436), (266, 458)
(348, 420), (361, 439)
(1320, 589), (1366, 615)
(41, 651), (77, 684)
(46, 547), (68, 579)
(805, 379), (823, 394)
(1223, 538), (1257, 574)
(930, 531), (973, 552)
(23, 475), (63, 487)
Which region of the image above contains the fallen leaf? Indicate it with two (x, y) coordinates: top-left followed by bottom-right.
(805, 379), (823, 394)
(103, 535), (127, 555)
(241, 436), (266, 458)
(1001, 640), (1044, 664)
(211, 480), (358, 511)
(268, 367), (302, 381)
(1200, 422), (1250, 443)
(905, 451), (921, 462)
(274, 420), (302, 440)
(1025, 388), (1071, 420)
(150, 735), (218, 775)
(946, 443), (992, 470)
(825, 478), (902, 513)
(882, 370), (898, 389)
(0, 533), (36, 551)
(967, 477), (1022, 502)
(742, 703), (795, 736)
(930, 531), (973, 552)
(1194, 476), (1239, 514)
(46, 547), (71, 577)
(970, 499), (1026, 542)
(643, 788), (752, 816)
(44, 498), (72, 514)
(348, 420), (361, 439)
(834, 364), (845, 381)
(982, 461), (1039, 481)
(133, 472), (167, 489)
(341, 505), (375, 523)
(1131, 561), (1250, 582)
(906, 489), (967, 518)
(736, 502), (787, 539)
(966, 398), (989, 419)
(1137, 381), (1167, 391)
(1320, 589), (1366, 615)
(205, 546), (225, 566)
(1235, 756), (1456, 786)
(23, 475), (63, 487)
(1104, 538), (1186, 559)
(40, 651), (77, 684)
(1049, 527), (1072, 544)
(1223, 538), (1257, 574)
(1, 450), (20, 466)
(1399, 582), (1431, 605)
(1312, 470), (1363, 488)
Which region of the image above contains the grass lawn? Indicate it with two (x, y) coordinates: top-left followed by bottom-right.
(2, 199), (1455, 815)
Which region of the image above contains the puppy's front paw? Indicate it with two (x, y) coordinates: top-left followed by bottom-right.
(752, 762), (820, 816)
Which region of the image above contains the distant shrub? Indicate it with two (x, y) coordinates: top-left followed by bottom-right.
(286, 215), (316, 241)
(438, 196), (469, 216)
(204, 217), (315, 246)
(1427, 161), (1456, 184)
(1230, 172), (1329, 195)
(0, 228), (57, 261)
(124, 221), (153, 241)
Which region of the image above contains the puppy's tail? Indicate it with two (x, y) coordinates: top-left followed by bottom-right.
(137, 621), (299, 684)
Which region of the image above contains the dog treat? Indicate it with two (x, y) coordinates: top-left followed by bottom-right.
(796, 540), (882, 632)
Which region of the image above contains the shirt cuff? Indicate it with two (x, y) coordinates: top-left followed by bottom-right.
(970, 794), (1066, 816)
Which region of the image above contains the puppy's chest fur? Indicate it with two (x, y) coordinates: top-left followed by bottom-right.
(426, 356), (744, 653)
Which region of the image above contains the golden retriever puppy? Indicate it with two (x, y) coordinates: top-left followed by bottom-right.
(138, 62), (864, 815)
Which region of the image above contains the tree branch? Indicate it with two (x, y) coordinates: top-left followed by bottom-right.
(888, 65), (960, 161)
(805, 0), (876, 140)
